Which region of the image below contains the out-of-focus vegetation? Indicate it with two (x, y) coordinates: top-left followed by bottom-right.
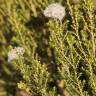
(0, 0), (96, 96)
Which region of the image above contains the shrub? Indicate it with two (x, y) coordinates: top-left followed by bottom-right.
(0, 0), (96, 96)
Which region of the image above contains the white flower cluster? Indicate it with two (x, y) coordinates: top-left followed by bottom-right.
(43, 3), (66, 20)
(8, 47), (25, 62)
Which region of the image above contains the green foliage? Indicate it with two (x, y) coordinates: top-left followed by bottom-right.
(0, 0), (96, 96)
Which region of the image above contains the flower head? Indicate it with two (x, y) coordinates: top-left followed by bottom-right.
(8, 47), (25, 62)
(43, 3), (65, 20)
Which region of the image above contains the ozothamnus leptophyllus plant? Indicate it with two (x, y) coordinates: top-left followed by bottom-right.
(43, 3), (66, 20)
(8, 47), (25, 62)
